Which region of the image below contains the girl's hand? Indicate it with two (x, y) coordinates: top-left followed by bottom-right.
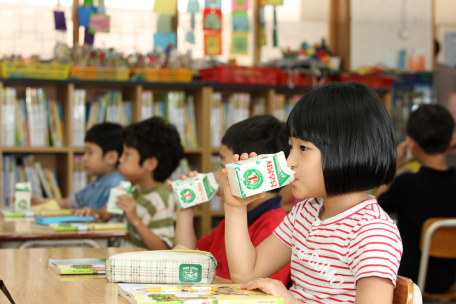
(222, 152), (265, 208)
(241, 278), (296, 303)
(116, 194), (140, 226)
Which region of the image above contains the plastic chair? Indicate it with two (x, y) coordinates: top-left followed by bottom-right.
(418, 218), (456, 301)
(394, 276), (422, 304)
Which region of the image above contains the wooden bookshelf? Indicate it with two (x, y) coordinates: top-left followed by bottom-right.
(0, 79), (392, 237)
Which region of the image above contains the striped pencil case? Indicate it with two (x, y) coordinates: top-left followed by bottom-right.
(106, 250), (218, 284)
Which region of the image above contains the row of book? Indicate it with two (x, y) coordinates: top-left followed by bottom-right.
(210, 93), (266, 148)
(73, 155), (88, 194)
(273, 95), (302, 122)
(86, 91), (133, 132)
(141, 91), (198, 149)
(2, 155), (62, 208)
(1, 87), (64, 148)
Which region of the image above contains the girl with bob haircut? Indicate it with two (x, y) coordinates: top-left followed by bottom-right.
(222, 82), (403, 304)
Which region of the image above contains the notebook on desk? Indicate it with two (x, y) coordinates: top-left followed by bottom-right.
(35, 216), (96, 225)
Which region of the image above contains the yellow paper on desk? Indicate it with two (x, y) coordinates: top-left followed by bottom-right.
(153, 0), (177, 15)
(31, 200), (61, 211)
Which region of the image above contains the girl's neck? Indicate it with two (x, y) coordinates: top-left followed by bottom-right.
(319, 191), (371, 221)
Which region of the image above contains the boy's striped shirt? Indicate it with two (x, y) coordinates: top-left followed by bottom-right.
(274, 197), (402, 304)
(121, 183), (175, 248)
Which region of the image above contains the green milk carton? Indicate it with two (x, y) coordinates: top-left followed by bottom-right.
(172, 173), (219, 209)
(226, 151), (295, 198)
(14, 182), (32, 211)
(107, 181), (133, 215)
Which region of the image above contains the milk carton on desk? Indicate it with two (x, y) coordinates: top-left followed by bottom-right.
(172, 173), (219, 209)
(107, 181), (133, 214)
(226, 151), (295, 198)
(14, 182), (32, 211)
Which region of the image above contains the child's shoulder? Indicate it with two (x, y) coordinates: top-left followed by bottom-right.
(136, 183), (172, 208)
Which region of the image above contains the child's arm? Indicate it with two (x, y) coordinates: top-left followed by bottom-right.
(174, 207), (197, 249)
(222, 153), (292, 283)
(32, 197), (72, 209)
(167, 173), (199, 250)
(116, 194), (170, 250)
(355, 277), (394, 304)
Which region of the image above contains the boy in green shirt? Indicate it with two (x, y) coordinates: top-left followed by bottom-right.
(75, 117), (184, 250)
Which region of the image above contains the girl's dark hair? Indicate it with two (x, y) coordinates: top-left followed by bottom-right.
(287, 82), (396, 196)
(122, 117), (184, 182)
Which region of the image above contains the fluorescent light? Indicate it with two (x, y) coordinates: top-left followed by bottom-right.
(25, 0), (57, 5)
(0, 0), (21, 3)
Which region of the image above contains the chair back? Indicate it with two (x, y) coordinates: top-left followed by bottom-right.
(420, 218), (456, 258)
(394, 276), (416, 304)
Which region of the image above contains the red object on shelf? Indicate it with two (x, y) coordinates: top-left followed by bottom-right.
(200, 66), (280, 85)
(279, 71), (313, 87)
(337, 74), (395, 89)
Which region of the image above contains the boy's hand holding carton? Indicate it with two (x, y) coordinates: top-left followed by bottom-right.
(107, 181), (133, 214)
(171, 173), (219, 209)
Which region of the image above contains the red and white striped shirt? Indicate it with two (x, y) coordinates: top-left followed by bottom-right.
(274, 197), (402, 304)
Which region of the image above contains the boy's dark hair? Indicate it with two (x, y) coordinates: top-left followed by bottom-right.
(222, 115), (289, 193)
(122, 117), (184, 182)
(85, 122), (124, 160)
(407, 104), (454, 154)
(287, 82), (396, 196)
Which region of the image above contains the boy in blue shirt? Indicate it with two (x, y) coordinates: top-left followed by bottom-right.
(33, 123), (125, 209)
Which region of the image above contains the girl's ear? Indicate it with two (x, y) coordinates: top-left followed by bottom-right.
(104, 151), (119, 166)
(143, 157), (158, 172)
(449, 134), (456, 149)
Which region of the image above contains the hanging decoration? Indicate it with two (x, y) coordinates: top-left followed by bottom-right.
(258, 6), (266, 46)
(89, 0), (110, 34)
(203, 0), (222, 55)
(153, 0), (177, 51)
(231, 0), (249, 55)
(186, 0), (200, 44)
(259, 0), (283, 48)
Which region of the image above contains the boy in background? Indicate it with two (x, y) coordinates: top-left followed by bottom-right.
(378, 104), (456, 293)
(76, 117), (184, 250)
(173, 115), (291, 285)
(34, 122), (125, 210)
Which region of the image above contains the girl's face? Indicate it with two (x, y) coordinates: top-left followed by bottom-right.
(287, 137), (327, 199)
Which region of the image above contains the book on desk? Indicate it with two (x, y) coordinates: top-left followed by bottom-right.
(117, 284), (283, 304)
(48, 258), (107, 274)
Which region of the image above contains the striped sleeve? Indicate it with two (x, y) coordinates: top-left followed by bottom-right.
(346, 218), (403, 286)
(273, 203), (299, 247)
(146, 193), (175, 248)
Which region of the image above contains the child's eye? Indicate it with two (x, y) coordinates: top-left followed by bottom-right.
(299, 145), (308, 151)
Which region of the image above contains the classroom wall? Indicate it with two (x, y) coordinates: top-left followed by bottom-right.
(434, 0), (456, 65)
(350, 0), (433, 70)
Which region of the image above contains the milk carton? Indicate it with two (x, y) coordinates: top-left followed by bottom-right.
(172, 173), (219, 209)
(107, 181), (133, 214)
(226, 151), (295, 198)
(14, 182), (32, 211)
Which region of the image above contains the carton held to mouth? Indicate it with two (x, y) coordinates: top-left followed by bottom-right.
(107, 181), (133, 214)
(172, 173), (219, 209)
(226, 151), (295, 198)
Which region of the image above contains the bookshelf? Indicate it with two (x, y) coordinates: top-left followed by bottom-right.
(0, 78), (393, 237)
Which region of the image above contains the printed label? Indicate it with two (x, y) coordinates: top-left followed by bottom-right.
(273, 154), (291, 186)
(180, 189), (196, 204)
(243, 169), (263, 190)
(203, 176), (216, 198)
(266, 160), (278, 188)
(179, 264), (202, 282)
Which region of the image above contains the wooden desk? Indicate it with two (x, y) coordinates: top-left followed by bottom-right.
(0, 248), (231, 304)
(0, 216), (130, 248)
(0, 247), (146, 304)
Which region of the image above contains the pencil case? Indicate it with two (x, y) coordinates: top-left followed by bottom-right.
(106, 250), (218, 284)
